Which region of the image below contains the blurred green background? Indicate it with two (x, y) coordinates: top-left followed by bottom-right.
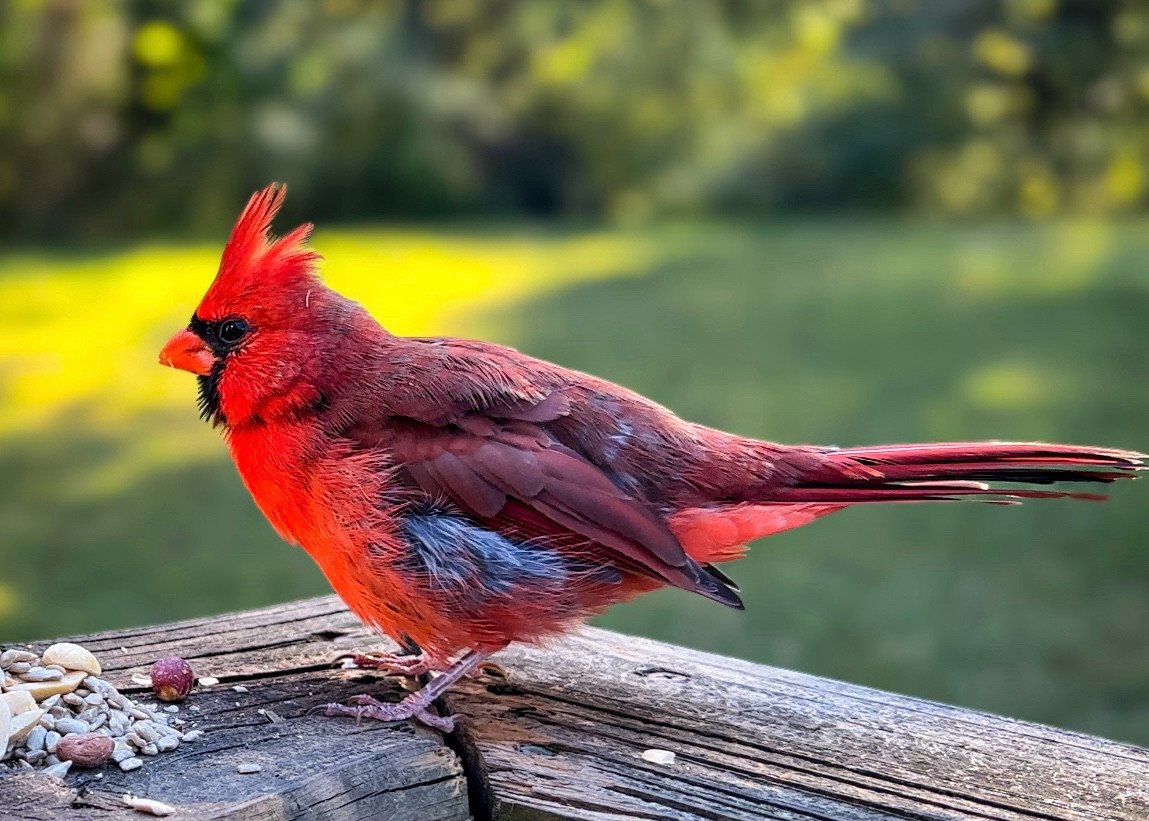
(1, 1), (1147, 744)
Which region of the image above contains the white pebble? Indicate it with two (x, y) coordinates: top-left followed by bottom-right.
(236, 762), (262, 774)
(118, 756), (143, 772)
(640, 748), (677, 765)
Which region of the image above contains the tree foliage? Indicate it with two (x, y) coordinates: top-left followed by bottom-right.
(1, 0), (1147, 239)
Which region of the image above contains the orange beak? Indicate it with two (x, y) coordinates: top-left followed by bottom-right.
(159, 328), (215, 376)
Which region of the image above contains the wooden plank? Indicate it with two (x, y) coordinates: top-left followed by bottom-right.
(4, 596), (1148, 820)
(445, 631), (1149, 821)
(1, 598), (470, 820)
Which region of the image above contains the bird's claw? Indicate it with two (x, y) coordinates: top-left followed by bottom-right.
(334, 651), (443, 677)
(319, 694), (459, 732)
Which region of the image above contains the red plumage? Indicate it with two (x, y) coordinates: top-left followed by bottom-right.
(159, 184), (1145, 727)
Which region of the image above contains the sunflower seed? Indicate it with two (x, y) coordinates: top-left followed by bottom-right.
(20, 667), (63, 682)
(24, 726), (47, 753)
(118, 756), (143, 772)
(122, 796), (176, 816)
(42, 760), (72, 778)
(52, 716), (88, 736)
(0, 650), (37, 669)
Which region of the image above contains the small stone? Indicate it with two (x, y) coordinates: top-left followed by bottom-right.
(7, 670), (86, 700)
(118, 756), (143, 772)
(18, 666), (64, 682)
(42, 760), (73, 778)
(41, 643), (102, 676)
(236, 762), (262, 774)
(640, 748), (676, 765)
(58, 732), (115, 768)
(54, 717), (89, 736)
(122, 796), (176, 816)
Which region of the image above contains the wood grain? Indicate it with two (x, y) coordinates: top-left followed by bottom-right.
(3, 596), (1147, 820)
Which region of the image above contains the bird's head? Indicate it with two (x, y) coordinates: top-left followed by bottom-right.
(159, 183), (340, 429)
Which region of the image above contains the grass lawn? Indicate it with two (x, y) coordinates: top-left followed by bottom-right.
(1, 218), (1146, 744)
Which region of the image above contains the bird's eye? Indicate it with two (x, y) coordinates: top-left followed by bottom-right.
(218, 318), (250, 345)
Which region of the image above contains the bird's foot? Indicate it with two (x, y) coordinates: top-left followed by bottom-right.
(337, 651), (508, 680)
(320, 693), (460, 733)
(319, 649), (492, 734)
(336, 650), (447, 677)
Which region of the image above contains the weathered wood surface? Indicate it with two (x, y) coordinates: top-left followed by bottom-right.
(3, 595), (1148, 821)
(0, 598), (469, 820)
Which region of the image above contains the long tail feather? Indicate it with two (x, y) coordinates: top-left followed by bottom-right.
(781, 441), (1145, 505)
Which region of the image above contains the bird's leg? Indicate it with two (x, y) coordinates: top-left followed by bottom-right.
(338, 649), (449, 677)
(321, 650), (491, 732)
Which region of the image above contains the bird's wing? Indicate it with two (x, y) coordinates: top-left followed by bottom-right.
(349, 406), (740, 607)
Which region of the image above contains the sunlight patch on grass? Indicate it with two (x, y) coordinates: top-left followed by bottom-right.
(0, 228), (660, 447)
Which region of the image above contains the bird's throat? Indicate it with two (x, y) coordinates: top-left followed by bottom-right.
(196, 362), (227, 428)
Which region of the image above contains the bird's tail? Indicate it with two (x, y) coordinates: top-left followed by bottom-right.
(671, 441), (1144, 565)
(777, 441), (1145, 504)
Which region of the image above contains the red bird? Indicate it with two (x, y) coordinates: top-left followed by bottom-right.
(160, 184), (1144, 730)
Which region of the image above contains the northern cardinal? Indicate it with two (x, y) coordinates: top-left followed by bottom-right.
(160, 184), (1144, 730)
